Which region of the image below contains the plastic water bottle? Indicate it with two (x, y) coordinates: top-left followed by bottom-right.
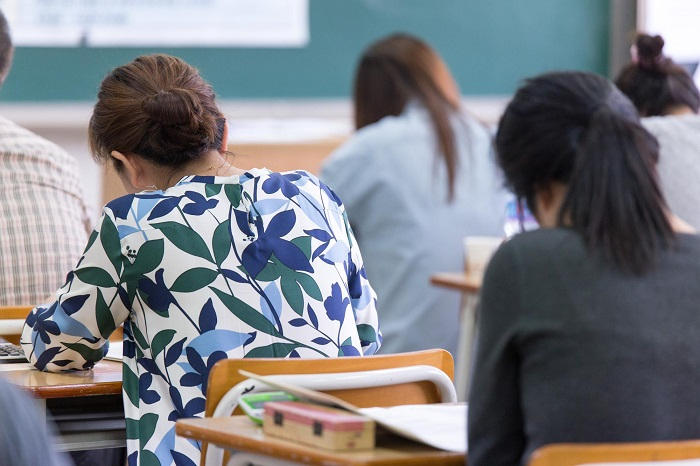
(503, 197), (538, 238)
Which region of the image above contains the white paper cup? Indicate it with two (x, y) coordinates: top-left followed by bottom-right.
(463, 236), (503, 277)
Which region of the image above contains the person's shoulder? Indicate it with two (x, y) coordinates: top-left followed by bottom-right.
(497, 228), (584, 261)
(0, 114), (30, 135)
(104, 192), (138, 221)
(246, 168), (317, 185)
(484, 229), (585, 289)
(325, 109), (432, 171)
(676, 233), (700, 252)
(343, 109), (426, 150)
(361, 110), (418, 138)
(643, 113), (700, 134)
(0, 114), (70, 150)
(247, 168), (330, 193)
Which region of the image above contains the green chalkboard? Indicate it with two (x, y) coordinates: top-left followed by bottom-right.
(1, 0), (610, 102)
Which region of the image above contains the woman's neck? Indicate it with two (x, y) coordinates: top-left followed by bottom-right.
(160, 151), (243, 189)
(669, 213), (697, 234)
(663, 105), (695, 116)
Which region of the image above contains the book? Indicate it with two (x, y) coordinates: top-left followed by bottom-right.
(237, 369), (467, 453)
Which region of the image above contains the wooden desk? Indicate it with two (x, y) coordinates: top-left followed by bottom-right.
(430, 272), (482, 402)
(430, 272), (481, 294)
(176, 415), (465, 466)
(0, 360), (125, 452)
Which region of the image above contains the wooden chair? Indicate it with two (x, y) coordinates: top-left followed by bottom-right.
(202, 349), (456, 466)
(0, 305), (33, 344)
(528, 440), (700, 466)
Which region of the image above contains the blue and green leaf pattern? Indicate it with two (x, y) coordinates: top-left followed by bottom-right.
(21, 169), (381, 466)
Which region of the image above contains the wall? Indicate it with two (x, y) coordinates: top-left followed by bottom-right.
(1, 0), (610, 102)
(0, 0), (613, 217)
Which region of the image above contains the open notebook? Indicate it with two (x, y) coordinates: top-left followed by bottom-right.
(238, 369), (467, 453)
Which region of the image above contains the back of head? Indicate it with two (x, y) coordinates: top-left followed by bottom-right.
(89, 54), (225, 168)
(614, 33), (700, 116)
(0, 9), (14, 86)
(353, 33), (462, 198)
(353, 33), (460, 129)
(496, 71), (674, 274)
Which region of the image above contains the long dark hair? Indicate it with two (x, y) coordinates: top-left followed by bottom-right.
(615, 33), (700, 116)
(496, 71), (674, 274)
(353, 34), (462, 199)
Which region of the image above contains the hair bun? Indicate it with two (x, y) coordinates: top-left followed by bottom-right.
(141, 88), (203, 129)
(635, 34), (665, 70)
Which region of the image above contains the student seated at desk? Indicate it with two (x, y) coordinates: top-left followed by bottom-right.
(21, 54), (380, 466)
(615, 33), (700, 230)
(321, 33), (506, 360)
(468, 71), (700, 466)
(0, 8), (124, 466)
(0, 9), (92, 307)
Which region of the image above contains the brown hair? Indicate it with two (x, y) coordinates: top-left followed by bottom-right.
(0, 9), (15, 86)
(89, 54), (226, 169)
(353, 34), (462, 199)
(615, 33), (700, 116)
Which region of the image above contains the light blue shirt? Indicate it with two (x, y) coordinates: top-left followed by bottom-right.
(321, 104), (508, 359)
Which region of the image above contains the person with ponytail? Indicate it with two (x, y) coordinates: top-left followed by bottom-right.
(20, 54), (380, 466)
(468, 71), (700, 466)
(320, 33), (507, 360)
(615, 33), (700, 229)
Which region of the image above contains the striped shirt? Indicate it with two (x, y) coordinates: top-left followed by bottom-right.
(0, 115), (91, 305)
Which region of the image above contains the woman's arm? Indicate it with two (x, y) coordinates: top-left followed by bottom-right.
(468, 241), (525, 465)
(20, 209), (131, 371)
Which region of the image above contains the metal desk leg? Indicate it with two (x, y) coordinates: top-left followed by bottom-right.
(455, 292), (479, 402)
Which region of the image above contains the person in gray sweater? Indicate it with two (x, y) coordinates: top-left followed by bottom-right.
(468, 71), (700, 466)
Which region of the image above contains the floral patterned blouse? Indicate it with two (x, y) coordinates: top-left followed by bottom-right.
(21, 168), (381, 466)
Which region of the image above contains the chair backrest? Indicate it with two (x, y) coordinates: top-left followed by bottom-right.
(204, 348), (454, 417)
(202, 349), (455, 466)
(0, 306), (33, 344)
(528, 440), (700, 466)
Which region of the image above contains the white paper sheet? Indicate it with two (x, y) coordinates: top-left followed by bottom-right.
(358, 404), (467, 453)
(104, 341), (124, 362)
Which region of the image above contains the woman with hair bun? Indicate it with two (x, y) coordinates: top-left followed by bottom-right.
(468, 71), (700, 466)
(615, 33), (700, 229)
(615, 33), (699, 117)
(21, 54), (380, 466)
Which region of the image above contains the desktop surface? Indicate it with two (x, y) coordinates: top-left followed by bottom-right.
(177, 415), (465, 466)
(1, 359), (126, 452)
(0, 359), (122, 398)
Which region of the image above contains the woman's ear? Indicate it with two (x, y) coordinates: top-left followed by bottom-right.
(110, 151), (145, 192)
(220, 120), (229, 153)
